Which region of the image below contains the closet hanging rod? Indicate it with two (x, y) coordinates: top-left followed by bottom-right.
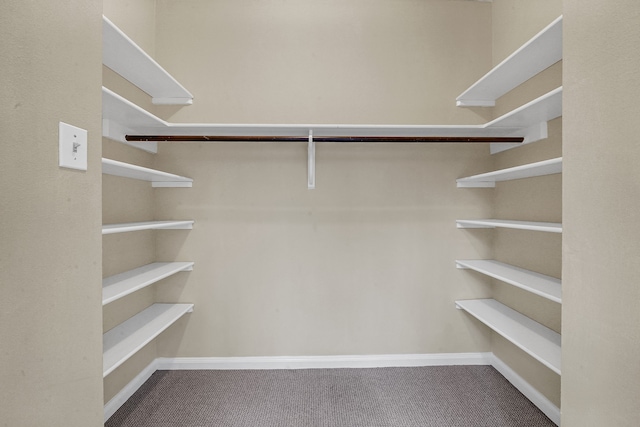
(125, 135), (525, 144)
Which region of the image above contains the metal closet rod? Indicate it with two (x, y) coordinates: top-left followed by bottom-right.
(125, 135), (525, 143)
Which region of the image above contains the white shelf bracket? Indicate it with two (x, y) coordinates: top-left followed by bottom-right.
(102, 119), (158, 154)
(308, 130), (315, 190)
(491, 122), (548, 154)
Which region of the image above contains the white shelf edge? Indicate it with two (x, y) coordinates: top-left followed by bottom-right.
(455, 299), (561, 374)
(485, 87), (563, 129)
(456, 219), (562, 233)
(102, 15), (193, 105)
(102, 87), (520, 138)
(102, 220), (194, 235)
(102, 158), (193, 187)
(103, 303), (194, 377)
(102, 88), (558, 141)
(103, 262), (195, 306)
(457, 157), (562, 188)
(456, 260), (561, 303)
(456, 16), (563, 107)
(102, 85), (559, 149)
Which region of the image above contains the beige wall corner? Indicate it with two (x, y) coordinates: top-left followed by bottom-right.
(491, 0), (563, 65)
(0, 1), (104, 426)
(103, 0), (157, 56)
(562, 2), (640, 426)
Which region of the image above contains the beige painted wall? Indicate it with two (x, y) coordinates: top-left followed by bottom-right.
(103, 0), (156, 56)
(490, 0), (563, 409)
(562, 1), (640, 425)
(491, 0), (563, 66)
(155, 142), (494, 356)
(155, 0), (493, 125)
(0, 1), (104, 426)
(151, 0), (497, 358)
(102, 0), (161, 405)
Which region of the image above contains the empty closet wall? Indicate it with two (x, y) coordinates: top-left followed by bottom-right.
(102, 0), (159, 405)
(563, 1), (640, 425)
(0, 0), (104, 425)
(151, 0), (497, 358)
(489, 0), (563, 408)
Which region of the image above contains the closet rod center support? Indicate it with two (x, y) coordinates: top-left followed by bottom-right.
(308, 130), (315, 190)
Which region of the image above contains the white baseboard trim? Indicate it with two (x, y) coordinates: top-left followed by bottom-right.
(104, 352), (559, 426)
(103, 359), (159, 422)
(490, 354), (560, 426)
(155, 352), (492, 371)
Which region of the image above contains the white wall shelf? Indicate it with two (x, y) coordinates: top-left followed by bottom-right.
(456, 260), (561, 303)
(456, 219), (562, 233)
(102, 158), (193, 187)
(102, 87), (164, 153)
(103, 262), (195, 306)
(486, 87), (562, 155)
(103, 16), (193, 105)
(102, 86), (559, 145)
(102, 220), (194, 235)
(486, 86), (562, 154)
(103, 303), (194, 377)
(455, 299), (561, 374)
(485, 87), (562, 130)
(457, 157), (562, 188)
(456, 16), (562, 107)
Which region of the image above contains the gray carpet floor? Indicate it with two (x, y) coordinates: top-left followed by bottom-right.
(105, 366), (556, 427)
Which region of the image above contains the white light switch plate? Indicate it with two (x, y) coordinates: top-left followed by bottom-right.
(59, 122), (87, 171)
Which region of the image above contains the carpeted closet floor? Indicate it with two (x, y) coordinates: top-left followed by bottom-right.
(105, 365), (556, 427)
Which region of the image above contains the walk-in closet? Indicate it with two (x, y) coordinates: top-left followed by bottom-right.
(2, 0), (640, 426)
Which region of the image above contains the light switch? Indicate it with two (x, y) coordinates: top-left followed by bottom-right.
(59, 122), (87, 171)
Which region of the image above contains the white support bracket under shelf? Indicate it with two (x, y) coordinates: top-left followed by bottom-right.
(308, 130), (315, 190)
(491, 122), (548, 154)
(102, 119), (158, 154)
(103, 119), (158, 154)
(485, 87), (562, 154)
